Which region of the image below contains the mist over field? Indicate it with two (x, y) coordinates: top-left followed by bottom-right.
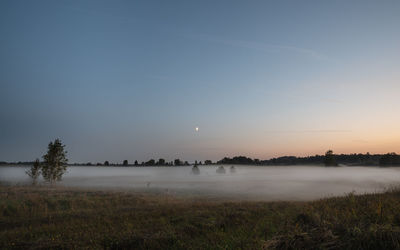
(2, 165), (400, 200)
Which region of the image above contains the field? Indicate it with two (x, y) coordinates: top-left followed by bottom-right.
(1, 185), (400, 249)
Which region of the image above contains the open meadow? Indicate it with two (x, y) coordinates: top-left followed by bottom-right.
(2, 184), (400, 249)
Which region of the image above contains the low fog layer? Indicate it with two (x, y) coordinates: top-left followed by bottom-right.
(1, 166), (400, 201)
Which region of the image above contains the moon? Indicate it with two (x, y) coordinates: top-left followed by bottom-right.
(195, 127), (199, 132)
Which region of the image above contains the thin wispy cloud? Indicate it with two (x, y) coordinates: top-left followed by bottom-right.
(352, 139), (369, 144)
(184, 33), (329, 60)
(265, 129), (352, 134)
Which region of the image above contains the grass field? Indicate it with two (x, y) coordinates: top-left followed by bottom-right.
(1, 185), (400, 249)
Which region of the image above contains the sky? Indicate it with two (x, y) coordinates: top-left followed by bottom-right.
(1, 0), (400, 163)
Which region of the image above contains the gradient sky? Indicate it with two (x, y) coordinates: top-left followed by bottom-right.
(1, 0), (400, 163)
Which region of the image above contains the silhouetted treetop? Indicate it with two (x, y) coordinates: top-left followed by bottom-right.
(324, 150), (338, 166)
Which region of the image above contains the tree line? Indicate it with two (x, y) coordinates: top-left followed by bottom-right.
(24, 139), (216, 185)
(70, 159), (214, 167)
(217, 151), (400, 167)
(7, 151), (400, 169)
(10, 139), (400, 187)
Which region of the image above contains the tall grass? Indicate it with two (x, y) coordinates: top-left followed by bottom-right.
(1, 185), (400, 249)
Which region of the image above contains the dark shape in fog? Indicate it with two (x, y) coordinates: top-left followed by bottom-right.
(192, 164), (200, 175)
(230, 165), (236, 173)
(216, 166), (226, 174)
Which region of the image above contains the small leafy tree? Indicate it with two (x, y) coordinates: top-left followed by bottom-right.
(174, 159), (181, 166)
(146, 159), (155, 166)
(26, 158), (41, 185)
(42, 139), (68, 184)
(157, 158), (165, 165)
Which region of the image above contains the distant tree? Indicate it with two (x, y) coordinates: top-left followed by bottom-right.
(86, 162), (92, 166)
(96, 163), (101, 166)
(174, 159), (181, 166)
(26, 158), (41, 185)
(145, 159), (155, 166)
(204, 160), (212, 165)
(134, 160), (139, 166)
(157, 158), (165, 165)
(380, 153), (400, 166)
(123, 160), (128, 166)
(104, 161), (109, 166)
(324, 150), (338, 166)
(217, 156), (254, 165)
(184, 161), (189, 166)
(42, 139), (68, 184)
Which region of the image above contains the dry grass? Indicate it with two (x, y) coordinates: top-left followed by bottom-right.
(2, 185), (400, 249)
